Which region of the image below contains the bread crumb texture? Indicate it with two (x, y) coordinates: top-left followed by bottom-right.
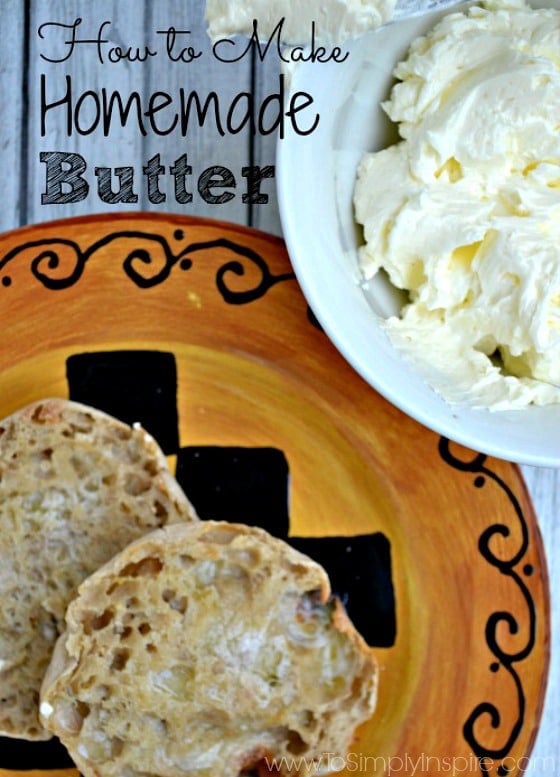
(40, 521), (378, 777)
(0, 398), (197, 740)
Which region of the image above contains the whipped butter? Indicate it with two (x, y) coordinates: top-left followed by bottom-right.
(205, 0), (397, 46)
(354, 0), (560, 409)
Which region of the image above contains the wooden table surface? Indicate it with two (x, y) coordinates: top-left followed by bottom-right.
(1, 1), (558, 774)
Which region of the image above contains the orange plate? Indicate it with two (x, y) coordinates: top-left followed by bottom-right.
(0, 213), (550, 777)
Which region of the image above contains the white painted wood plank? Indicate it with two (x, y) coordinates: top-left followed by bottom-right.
(520, 464), (560, 771)
(251, 53), (284, 236)
(0, 1), (26, 231)
(143, 0), (254, 225)
(26, 0), (150, 224)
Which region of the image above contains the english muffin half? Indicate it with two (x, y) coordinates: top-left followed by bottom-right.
(40, 520), (378, 776)
(0, 398), (197, 740)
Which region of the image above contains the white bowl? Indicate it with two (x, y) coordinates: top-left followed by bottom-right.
(276, 1), (560, 467)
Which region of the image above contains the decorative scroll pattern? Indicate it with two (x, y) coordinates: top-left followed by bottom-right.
(0, 228), (295, 303)
(439, 439), (537, 777)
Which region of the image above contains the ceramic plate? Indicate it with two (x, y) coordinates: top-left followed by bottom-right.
(0, 214), (549, 777)
(276, 0), (560, 467)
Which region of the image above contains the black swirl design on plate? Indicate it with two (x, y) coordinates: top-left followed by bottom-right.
(439, 438), (537, 777)
(0, 229), (295, 303)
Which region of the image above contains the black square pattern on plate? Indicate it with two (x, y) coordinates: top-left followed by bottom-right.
(0, 737), (73, 769)
(66, 350), (179, 454)
(291, 534), (396, 648)
(176, 445), (290, 538)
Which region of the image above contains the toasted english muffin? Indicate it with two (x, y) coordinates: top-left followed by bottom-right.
(0, 398), (197, 740)
(40, 520), (378, 777)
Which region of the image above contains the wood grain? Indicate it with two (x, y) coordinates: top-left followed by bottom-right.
(0, 1), (26, 231)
